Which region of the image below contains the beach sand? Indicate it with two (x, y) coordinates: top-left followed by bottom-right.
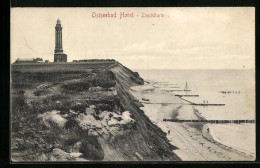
(130, 83), (255, 161)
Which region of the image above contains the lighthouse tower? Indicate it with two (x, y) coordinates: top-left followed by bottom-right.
(54, 19), (67, 62)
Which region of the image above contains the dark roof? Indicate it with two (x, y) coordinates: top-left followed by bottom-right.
(17, 58), (34, 61)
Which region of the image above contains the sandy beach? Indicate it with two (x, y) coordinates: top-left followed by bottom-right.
(130, 83), (255, 161)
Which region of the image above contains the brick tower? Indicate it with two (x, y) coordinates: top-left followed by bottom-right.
(54, 19), (67, 62)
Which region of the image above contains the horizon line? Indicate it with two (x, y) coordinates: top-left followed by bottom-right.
(133, 68), (255, 70)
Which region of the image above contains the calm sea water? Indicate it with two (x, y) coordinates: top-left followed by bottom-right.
(134, 69), (255, 120)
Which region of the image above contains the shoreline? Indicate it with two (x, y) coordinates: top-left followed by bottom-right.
(130, 82), (255, 161)
(191, 98), (255, 157)
(201, 124), (255, 158)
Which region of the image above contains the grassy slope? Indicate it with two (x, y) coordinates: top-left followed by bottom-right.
(11, 61), (180, 161)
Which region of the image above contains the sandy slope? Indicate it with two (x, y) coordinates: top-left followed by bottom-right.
(131, 84), (255, 161)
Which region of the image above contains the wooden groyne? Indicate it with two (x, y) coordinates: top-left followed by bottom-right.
(178, 96), (196, 104)
(163, 119), (255, 124)
(170, 90), (191, 92)
(175, 94), (199, 97)
(177, 96), (225, 106)
(195, 103), (225, 106)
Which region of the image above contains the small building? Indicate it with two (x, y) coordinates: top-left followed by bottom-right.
(15, 58), (36, 63)
(34, 57), (43, 62)
(37, 60), (45, 63)
(14, 58), (45, 64)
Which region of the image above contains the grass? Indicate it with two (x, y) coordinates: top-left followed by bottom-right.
(10, 61), (147, 161)
(11, 71), (92, 84)
(61, 82), (91, 92)
(11, 63), (118, 161)
(79, 136), (104, 160)
(12, 93), (102, 160)
(33, 89), (49, 96)
(39, 94), (74, 114)
(11, 61), (115, 73)
(70, 104), (89, 113)
(61, 70), (116, 92)
(64, 117), (80, 130)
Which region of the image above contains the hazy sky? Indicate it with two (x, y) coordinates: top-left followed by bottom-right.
(11, 7), (255, 69)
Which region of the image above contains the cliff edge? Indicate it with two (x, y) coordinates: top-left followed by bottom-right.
(11, 61), (180, 161)
(109, 62), (180, 160)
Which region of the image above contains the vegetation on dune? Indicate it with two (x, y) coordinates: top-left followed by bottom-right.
(33, 89), (49, 96)
(61, 82), (91, 92)
(11, 67), (117, 161)
(12, 83), (35, 89)
(11, 62), (178, 161)
(130, 75), (144, 85)
(11, 61), (116, 73)
(64, 116), (79, 130)
(87, 98), (124, 114)
(79, 136), (104, 160)
(11, 71), (92, 84)
(61, 70), (116, 92)
(11, 94), (49, 158)
(24, 94), (72, 114)
(71, 104), (89, 113)
(11, 91), (105, 161)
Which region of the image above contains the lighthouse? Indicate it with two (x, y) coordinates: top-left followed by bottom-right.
(54, 19), (67, 62)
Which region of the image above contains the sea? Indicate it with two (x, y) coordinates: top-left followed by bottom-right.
(134, 69), (255, 156)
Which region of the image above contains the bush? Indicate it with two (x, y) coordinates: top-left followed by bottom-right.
(43, 94), (67, 103)
(91, 69), (100, 74)
(130, 76), (144, 85)
(132, 72), (140, 78)
(30, 94), (72, 114)
(44, 120), (63, 144)
(60, 69), (116, 92)
(12, 95), (27, 111)
(87, 98), (124, 113)
(11, 83), (33, 89)
(79, 136), (104, 160)
(71, 104), (88, 113)
(33, 89), (47, 96)
(64, 117), (79, 130)
(96, 104), (113, 111)
(63, 137), (80, 147)
(61, 82), (91, 92)
(18, 90), (25, 95)
(54, 100), (72, 114)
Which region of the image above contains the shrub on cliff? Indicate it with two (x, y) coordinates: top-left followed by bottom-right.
(42, 94), (67, 104)
(71, 104), (89, 113)
(33, 89), (48, 96)
(61, 77), (115, 92)
(12, 95), (27, 133)
(64, 117), (79, 130)
(130, 76), (144, 85)
(61, 82), (91, 92)
(79, 136), (104, 160)
(44, 119), (63, 144)
(88, 76), (116, 88)
(132, 72), (140, 78)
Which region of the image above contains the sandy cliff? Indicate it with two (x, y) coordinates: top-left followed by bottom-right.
(11, 61), (180, 161)
(109, 63), (180, 161)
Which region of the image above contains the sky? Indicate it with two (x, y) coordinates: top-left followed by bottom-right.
(11, 7), (255, 69)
